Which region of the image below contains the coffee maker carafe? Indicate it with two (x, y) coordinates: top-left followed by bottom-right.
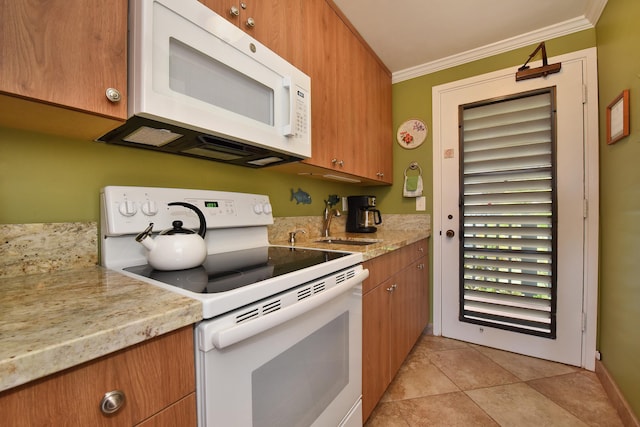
(346, 195), (382, 233)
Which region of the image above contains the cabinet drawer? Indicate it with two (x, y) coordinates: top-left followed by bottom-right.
(0, 326), (195, 427)
(362, 239), (428, 294)
(400, 239), (428, 265)
(363, 251), (401, 294)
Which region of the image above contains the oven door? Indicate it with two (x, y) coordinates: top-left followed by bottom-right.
(195, 279), (363, 427)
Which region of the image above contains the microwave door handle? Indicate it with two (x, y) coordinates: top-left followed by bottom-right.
(210, 268), (369, 349)
(282, 76), (295, 137)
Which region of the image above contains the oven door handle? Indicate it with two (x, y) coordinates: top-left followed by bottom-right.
(210, 268), (369, 349)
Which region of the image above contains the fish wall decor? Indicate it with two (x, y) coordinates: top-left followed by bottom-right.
(290, 188), (312, 204)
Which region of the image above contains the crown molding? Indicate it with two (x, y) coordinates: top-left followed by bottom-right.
(392, 14), (599, 84)
(585, 0), (608, 25)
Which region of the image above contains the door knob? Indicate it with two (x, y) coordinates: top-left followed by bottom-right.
(445, 229), (455, 238)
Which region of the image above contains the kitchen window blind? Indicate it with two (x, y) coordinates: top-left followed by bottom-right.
(458, 88), (557, 338)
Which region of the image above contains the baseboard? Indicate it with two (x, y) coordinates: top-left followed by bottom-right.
(423, 323), (434, 335)
(595, 360), (640, 426)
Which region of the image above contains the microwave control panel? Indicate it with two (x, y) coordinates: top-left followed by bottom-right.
(293, 86), (310, 140)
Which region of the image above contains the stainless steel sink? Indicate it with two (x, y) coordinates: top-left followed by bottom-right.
(315, 238), (382, 246)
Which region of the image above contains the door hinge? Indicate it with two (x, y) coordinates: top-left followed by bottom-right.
(582, 312), (587, 331)
(582, 84), (588, 104)
(583, 199), (588, 218)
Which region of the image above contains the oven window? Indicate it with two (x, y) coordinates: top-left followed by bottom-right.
(251, 312), (349, 427)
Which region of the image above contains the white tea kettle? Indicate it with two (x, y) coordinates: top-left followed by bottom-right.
(135, 202), (207, 271)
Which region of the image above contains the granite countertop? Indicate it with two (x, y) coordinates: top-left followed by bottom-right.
(0, 267), (202, 393)
(271, 229), (431, 260)
(0, 226), (429, 395)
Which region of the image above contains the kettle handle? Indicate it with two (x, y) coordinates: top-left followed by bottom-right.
(168, 202), (207, 238)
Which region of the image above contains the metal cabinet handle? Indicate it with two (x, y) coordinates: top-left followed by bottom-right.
(418, 246), (424, 253)
(105, 88), (121, 103)
(245, 17), (255, 27)
(229, 6), (240, 16)
(417, 263), (425, 270)
(100, 390), (125, 415)
(331, 159), (344, 167)
(386, 284), (397, 292)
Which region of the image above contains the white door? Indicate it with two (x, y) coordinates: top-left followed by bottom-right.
(432, 48), (599, 367)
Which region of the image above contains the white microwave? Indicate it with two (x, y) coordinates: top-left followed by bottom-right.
(99, 0), (311, 168)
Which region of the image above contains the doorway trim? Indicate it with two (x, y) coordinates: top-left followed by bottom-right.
(431, 47), (599, 370)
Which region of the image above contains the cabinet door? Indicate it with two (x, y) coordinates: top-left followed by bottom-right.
(362, 278), (391, 420)
(199, 0), (303, 66)
(389, 258), (429, 376)
(354, 49), (391, 182)
(301, 0), (339, 169)
(0, 0), (126, 120)
(0, 327), (195, 427)
(371, 63), (393, 183)
(247, 0), (304, 64)
(335, 20), (367, 177)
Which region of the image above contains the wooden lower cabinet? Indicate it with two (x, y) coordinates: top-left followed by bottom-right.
(362, 239), (429, 421)
(0, 326), (196, 427)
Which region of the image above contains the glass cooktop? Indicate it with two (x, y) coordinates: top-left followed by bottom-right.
(124, 246), (351, 294)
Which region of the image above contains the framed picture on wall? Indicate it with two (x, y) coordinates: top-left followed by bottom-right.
(606, 89), (630, 145)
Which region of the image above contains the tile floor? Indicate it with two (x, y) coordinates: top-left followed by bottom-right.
(365, 334), (624, 426)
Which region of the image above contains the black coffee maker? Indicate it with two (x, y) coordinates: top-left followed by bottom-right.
(346, 195), (382, 233)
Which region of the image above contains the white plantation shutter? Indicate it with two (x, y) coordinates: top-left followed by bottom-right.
(459, 88), (557, 338)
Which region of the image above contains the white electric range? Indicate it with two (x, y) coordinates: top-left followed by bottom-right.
(100, 186), (367, 427)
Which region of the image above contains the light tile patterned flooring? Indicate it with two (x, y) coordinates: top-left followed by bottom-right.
(365, 334), (624, 426)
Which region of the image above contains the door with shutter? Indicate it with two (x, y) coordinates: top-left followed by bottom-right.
(432, 49), (599, 367)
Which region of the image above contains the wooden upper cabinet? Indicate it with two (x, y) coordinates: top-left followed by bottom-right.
(370, 58), (393, 183)
(200, 0), (393, 185)
(298, 2), (392, 184)
(198, 0), (303, 65)
(0, 0), (127, 120)
(301, 0), (339, 169)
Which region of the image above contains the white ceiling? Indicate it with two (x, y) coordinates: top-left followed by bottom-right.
(332, 0), (607, 82)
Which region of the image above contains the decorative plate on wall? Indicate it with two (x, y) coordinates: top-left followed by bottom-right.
(396, 119), (427, 149)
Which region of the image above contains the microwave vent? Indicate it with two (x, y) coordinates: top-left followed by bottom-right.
(123, 126), (183, 147)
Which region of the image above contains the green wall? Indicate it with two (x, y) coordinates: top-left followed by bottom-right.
(0, 127), (360, 224)
(596, 0), (640, 417)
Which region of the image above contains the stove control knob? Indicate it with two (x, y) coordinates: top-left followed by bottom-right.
(253, 203), (264, 214)
(263, 203), (272, 214)
(141, 201), (158, 216)
(118, 200), (137, 217)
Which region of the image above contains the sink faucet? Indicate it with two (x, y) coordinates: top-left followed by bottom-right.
(322, 201), (341, 238)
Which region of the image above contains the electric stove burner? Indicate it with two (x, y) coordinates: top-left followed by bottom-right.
(124, 246), (351, 294)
